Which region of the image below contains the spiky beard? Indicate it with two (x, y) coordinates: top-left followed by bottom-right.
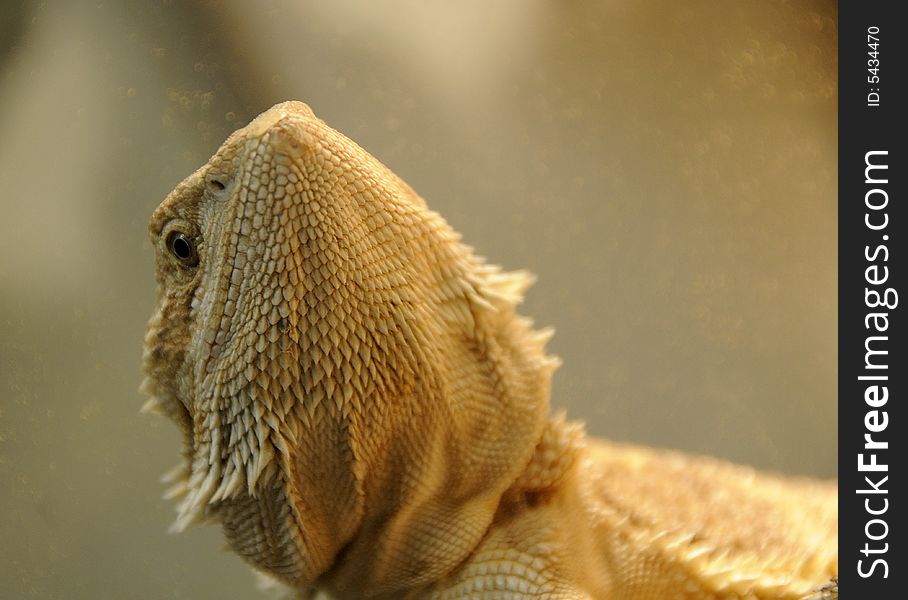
(141, 375), (295, 533)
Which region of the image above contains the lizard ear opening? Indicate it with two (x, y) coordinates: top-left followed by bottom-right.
(205, 173), (232, 198)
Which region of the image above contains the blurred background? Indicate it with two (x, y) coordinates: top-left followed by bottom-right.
(0, 0), (836, 598)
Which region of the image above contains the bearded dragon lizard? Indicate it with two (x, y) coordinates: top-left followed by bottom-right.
(141, 101), (838, 599)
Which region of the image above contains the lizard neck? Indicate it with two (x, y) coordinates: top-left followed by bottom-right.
(316, 414), (584, 598)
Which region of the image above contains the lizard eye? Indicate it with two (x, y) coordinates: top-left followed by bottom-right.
(166, 231), (199, 267)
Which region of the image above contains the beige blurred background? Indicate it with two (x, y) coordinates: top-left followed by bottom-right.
(0, 1), (836, 598)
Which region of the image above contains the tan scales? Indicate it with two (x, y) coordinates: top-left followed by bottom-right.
(142, 101), (837, 599)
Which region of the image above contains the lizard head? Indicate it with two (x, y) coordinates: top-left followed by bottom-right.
(142, 101), (559, 590)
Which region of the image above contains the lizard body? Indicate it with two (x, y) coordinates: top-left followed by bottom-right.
(142, 102), (837, 599)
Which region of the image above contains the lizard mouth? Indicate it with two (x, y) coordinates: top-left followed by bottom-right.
(140, 378), (204, 530)
(139, 377), (195, 450)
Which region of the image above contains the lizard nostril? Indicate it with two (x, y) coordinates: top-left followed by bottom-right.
(208, 178), (226, 192)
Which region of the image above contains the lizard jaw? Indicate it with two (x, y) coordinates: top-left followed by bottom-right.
(139, 376), (203, 530)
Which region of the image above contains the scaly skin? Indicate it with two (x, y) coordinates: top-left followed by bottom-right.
(142, 102), (837, 599)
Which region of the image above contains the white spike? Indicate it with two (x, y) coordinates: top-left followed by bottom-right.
(163, 479), (189, 501)
(137, 376), (155, 396)
(247, 441), (275, 495)
(211, 464), (243, 503)
(140, 396), (164, 415)
(160, 462), (190, 485)
(466, 288), (496, 312)
(197, 464), (221, 506)
(169, 505), (206, 534)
